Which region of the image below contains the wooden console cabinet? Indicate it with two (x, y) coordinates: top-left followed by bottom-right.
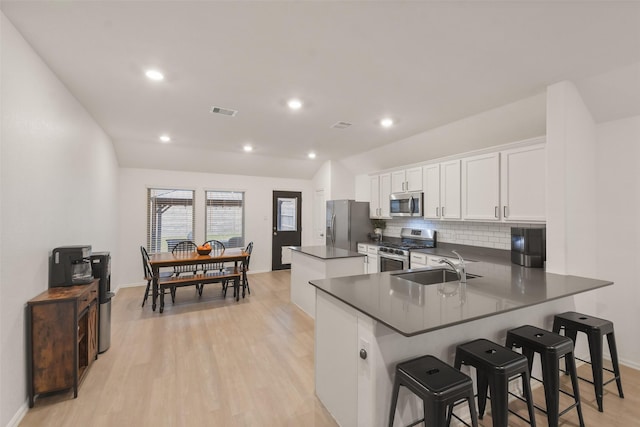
(27, 280), (99, 407)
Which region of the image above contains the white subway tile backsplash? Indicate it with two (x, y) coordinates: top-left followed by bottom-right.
(384, 218), (544, 250)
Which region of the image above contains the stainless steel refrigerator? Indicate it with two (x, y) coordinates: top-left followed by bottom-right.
(326, 200), (371, 251)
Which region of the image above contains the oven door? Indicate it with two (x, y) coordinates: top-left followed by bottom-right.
(379, 253), (409, 272)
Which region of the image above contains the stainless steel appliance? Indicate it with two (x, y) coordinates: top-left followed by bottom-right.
(326, 200), (370, 252)
(390, 191), (423, 217)
(50, 245), (93, 287)
(378, 228), (436, 272)
(511, 227), (546, 267)
(91, 252), (114, 353)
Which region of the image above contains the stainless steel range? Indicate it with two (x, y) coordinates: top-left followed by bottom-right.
(378, 228), (436, 272)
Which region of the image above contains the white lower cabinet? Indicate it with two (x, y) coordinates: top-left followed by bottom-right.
(316, 292), (376, 427)
(410, 252), (428, 269)
(357, 244), (380, 274)
(366, 246), (379, 274)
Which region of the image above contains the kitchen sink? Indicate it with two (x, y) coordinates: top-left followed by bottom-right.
(392, 269), (480, 285)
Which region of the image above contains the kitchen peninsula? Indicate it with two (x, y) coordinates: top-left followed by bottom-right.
(290, 246), (364, 318)
(309, 253), (613, 426)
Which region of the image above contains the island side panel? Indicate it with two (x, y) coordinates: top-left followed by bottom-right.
(291, 250), (365, 318)
(316, 290), (358, 427)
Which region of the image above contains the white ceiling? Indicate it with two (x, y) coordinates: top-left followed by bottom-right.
(2, 1), (640, 179)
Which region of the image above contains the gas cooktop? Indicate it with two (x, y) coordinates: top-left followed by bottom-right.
(378, 228), (437, 252)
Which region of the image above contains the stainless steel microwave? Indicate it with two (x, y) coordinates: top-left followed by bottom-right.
(389, 191), (423, 217)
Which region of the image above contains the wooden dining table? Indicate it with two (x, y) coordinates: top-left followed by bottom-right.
(148, 248), (249, 311)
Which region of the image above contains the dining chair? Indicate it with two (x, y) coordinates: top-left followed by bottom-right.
(171, 241), (199, 275)
(241, 241), (253, 295)
(140, 246), (175, 307)
(223, 241), (253, 297)
(227, 236), (244, 248)
(195, 240), (227, 296)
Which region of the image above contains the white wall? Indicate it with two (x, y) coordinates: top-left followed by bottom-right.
(116, 168), (313, 288)
(546, 81), (598, 278)
(594, 115), (640, 368)
(0, 13), (119, 426)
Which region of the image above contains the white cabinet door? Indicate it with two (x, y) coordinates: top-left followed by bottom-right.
(462, 152), (500, 221)
(379, 173), (391, 219)
(391, 170), (406, 193)
(440, 160), (461, 219)
(410, 252), (428, 269)
(501, 144), (546, 222)
(406, 167), (423, 192)
(391, 167), (422, 193)
(367, 246), (379, 274)
(369, 175), (381, 218)
(423, 164), (440, 219)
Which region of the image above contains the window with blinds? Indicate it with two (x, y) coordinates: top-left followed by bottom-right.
(205, 191), (245, 248)
(147, 188), (195, 252)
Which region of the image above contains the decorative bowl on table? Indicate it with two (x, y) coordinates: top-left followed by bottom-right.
(197, 246), (212, 255)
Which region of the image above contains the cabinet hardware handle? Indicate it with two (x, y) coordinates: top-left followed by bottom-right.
(442, 206), (445, 217)
(504, 206), (508, 218)
(436, 207), (439, 217)
(495, 206), (498, 218)
(359, 349), (368, 360)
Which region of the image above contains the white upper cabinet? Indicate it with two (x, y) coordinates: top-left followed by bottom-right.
(369, 173), (391, 219)
(423, 164), (441, 219)
(440, 160), (461, 219)
(501, 144), (546, 222)
(462, 152), (501, 221)
(391, 167), (422, 193)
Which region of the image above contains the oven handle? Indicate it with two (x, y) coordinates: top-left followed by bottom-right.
(379, 253), (409, 262)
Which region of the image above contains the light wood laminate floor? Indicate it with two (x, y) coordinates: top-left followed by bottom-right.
(20, 270), (639, 426)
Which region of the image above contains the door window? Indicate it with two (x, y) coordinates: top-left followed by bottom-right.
(277, 198), (297, 231)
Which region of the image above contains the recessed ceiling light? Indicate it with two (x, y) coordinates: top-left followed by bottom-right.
(308, 152), (316, 159)
(159, 135), (171, 143)
(145, 69), (164, 81)
(288, 99), (303, 110)
(380, 117), (394, 128)
(243, 144), (253, 152)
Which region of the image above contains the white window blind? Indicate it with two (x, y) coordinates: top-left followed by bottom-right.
(205, 191), (244, 247)
(147, 188), (195, 252)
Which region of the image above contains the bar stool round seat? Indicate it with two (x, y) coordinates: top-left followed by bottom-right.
(388, 355), (478, 427)
(552, 311), (624, 412)
(454, 338), (536, 427)
(506, 325), (585, 427)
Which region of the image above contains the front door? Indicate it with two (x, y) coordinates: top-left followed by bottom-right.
(272, 191), (302, 270)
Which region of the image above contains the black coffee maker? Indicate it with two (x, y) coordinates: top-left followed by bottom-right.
(50, 245), (94, 287)
(511, 228), (546, 268)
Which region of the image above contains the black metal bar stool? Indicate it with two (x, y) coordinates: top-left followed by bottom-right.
(453, 339), (536, 427)
(552, 311), (624, 412)
(506, 325), (585, 427)
(388, 355), (478, 427)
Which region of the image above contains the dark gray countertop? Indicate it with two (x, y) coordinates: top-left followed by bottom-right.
(309, 255), (612, 337)
(290, 245), (364, 260)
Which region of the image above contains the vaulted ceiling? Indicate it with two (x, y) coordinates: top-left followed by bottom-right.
(2, 1), (639, 178)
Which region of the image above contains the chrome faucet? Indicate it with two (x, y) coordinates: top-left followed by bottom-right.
(438, 250), (466, 283)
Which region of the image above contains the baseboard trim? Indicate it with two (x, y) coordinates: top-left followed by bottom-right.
(6, 400), (28, 427)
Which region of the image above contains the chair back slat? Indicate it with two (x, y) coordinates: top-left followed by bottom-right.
(171, 241), (198, 275)
(201, 240), (226, 272)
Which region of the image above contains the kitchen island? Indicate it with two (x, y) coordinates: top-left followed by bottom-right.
(289, 245), (364, 318)
(309, 257), (612, 426)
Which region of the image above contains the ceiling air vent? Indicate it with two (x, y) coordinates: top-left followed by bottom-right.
(331, 121), (352, 129)
(210, 106), (238, 117)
